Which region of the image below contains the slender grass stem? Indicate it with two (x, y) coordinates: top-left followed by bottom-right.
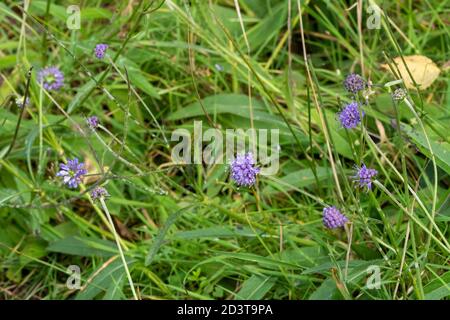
(99, 197), (138, 300)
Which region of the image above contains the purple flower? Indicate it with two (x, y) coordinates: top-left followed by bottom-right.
(343, 73), (365, 94)
(87, 116), (99, 129)
(56, 158), (87, 189)
(353, 163), (378, 191)
(15, 96), (30, 108)
(230, 152), (260, 187)
(323, 206), (348, 229)
(91, 186), (109, 200)
(94, 44), (108, 59)
(339, 102), (364, 129)
(37, 66), (64, 91)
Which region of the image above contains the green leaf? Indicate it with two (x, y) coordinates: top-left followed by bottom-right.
(30, 2), (112, 21)
(235, 275), (275, 300)
(402, 124), (450, 175)
(128, 70), (160, 99)
(278, 246), (330, 269)
(246, 3), (288, 52)
(47, 236), (117, 258)
(103, 273), (126, 300)
(30, 1), (66, 21)
(262, 167), (332, 194)
(67, 79), (97, 113)
(19, 238), (48, 267)
(424, 271), (450, 300)
(145, 206), (193, 266)
(76, 258), (135, 300)
(81, 8), (113, 20)
(167, 94), (265, 120)
(309, 279), (341, 300)
(173, 226), (259, 239)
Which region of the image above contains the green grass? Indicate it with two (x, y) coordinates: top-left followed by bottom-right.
(0, 0), (449, 300)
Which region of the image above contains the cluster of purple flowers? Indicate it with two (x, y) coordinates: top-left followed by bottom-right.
(37, 66), (65, 91)
(339, 101), (364, 129)
(94, 44), (108, 59)
(56, 158), (87, 189)
(343, 73), (365, 94)
(353, 164), (378, 191)
(91, 186), (109, 200)
(323, 206), (348, 229)
(87, 116), (99, 129)
(230, 152), (260, 187)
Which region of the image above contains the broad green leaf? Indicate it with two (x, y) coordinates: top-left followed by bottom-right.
(167, 94), (266, 121)
(128, 70), (160, 99)
(47, 236), (117, 257)
(19, 238), (47, 267)
(278, 246), (330, 269)
(76, 258), (135, 300)
(424, 271), (450, 300)
(67, 79), (97, 113)
(173, 226), (259, 239)
(235, 275), (275, 300)
(263, 167), (332, 194)
(402, 124), (450, 175)
(309, 279), (341, 300)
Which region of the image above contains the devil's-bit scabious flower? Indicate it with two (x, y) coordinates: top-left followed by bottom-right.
(87, 116), (99, 129)
(392, 88), (406, 101)
(91, 186), (109, 200)
(15, 96), (30, 108)
(343, 73), (365, 94)
(94, 44), (108, 59)
(339, 102), (364, 129)
(56, 158), (87, 189)
(353, 163), (378, 191)
(37, 66), (64, 91)
(323, 206), (348, 229)
(230, 152), (260, 187)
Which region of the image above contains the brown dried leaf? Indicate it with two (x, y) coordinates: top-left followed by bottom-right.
(381, 55), (441, 90)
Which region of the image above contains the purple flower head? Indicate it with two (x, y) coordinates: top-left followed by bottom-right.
(353, 163), (378, 191)
(37, 66), (64, 91)
(323, 206), (348, 229)
(343, 73), (365, 94)
(56, 158), (87, 189)
(339, 102), (364, 129)
(87, 116), (99, 129)
(94, 44), (108, 59)
(230, 152), (260, 187)
(15, 96), (30, 108)
(91, 186), (109, 200)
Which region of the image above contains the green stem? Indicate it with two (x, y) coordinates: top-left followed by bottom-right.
(99, 198), (138, 300)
